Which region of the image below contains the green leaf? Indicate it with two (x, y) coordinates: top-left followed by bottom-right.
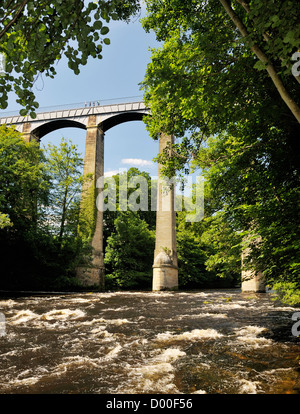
(93, 21), (102, 30)
(100, 26), (109, 35)
(39, 23), (46, 32)
(253, 60), (267, 70)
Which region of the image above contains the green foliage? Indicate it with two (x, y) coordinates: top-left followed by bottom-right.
(0, 0), (140, 113)
(104, 211), (155, 289)
(197, 130), (300, 288)
(142, 0), (300, 126)
(236, 0), (300, 74)
(0, 125), (49, 229)
(141, 0), (300, 302)
(103, 168), (156, 251)
(200, 212), (242, 282)
(272, 282), (300, 307)
(0, 126), (89, 290)
(78, 176), (98, 243)
(102, 168), (158, 289)
(43, 138), (84, 241)
(0, 212), (12, 229)
(0, 133), (156, 291)
(0, 225), (89, 291)
(176, 226), (209, 288)
(176, 210), (240, 289)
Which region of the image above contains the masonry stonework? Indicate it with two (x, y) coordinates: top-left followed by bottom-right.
(152, 133), (178, 290)
(76, 115), (105, 288)
(241, 241), (265, 293)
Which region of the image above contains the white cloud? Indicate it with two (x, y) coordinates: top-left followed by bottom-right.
(121, 158), (154, 167)
(104, 170), (119, 177)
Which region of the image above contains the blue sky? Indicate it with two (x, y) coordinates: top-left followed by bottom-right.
(5, 6), (160, 177)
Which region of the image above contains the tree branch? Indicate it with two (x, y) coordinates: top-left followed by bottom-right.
(195, 141), (263, 167)
(235, 0), (300, 85)
(0, 0), (29, 39)
(0, 1), (19, 24)
(219, 0), (300, 124)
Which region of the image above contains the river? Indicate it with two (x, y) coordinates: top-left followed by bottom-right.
(0, 289), (299, 394)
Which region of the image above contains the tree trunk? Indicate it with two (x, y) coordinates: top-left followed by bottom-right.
(235, 0), (300, 85)
(59, 188), (68, 242)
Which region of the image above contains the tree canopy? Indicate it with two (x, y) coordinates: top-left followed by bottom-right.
(0, 127), (88, 290)
(141, 0), (300, 303)
(0, 0), (140, 116)
(0, 124), (49, 228)
(142, 0), (300, 128)
(104, 211), (155, 289)
(43, 137), (84, 242)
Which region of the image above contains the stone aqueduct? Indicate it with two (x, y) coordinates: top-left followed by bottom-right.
(0, 101), (264, 292)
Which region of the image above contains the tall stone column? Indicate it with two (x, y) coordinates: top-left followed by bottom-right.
(241, 235), (265, 292)
(152, 133), (178, 290)
(77, 115), (105, 288)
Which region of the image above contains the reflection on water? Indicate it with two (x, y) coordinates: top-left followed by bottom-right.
(0, 289), (299, 394)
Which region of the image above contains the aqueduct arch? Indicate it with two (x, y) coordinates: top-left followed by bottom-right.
(0, 100), (264, 292)
(76, 111), (178, 290)
(31, 119), (86, 139)
(0, 101), (178, 291)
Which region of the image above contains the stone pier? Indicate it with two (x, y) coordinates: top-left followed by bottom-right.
(152, 133), (178, 290)
(241, 239), (265, 292)
(76, 115), (105, 288)
(5, 101), (181, 290)
(22, 123), (38, 142)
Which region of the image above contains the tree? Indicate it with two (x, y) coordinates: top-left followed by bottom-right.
(0, 127), (89, 290)
(102, 168), (156, 289)
(0, 0), (140, 115)
(176, 190), (241, 289)
(141, 1), (300, 172)
(0, 126), (50, 289)
(103, 167), (156, 249)
(0, 124), (49, 229)
(200, 211), (242, 282)
(104, 211), (155, 289)
(196, 132), (300, 293)
(141, 0), (300, 302)
(142, 0), (300, 126)
(219, 0), (300, 123)
(43, 137), (84, 243)
(176, 222), (210, 289)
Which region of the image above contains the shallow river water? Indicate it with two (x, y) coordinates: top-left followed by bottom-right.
(0, 289), (299, 394)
